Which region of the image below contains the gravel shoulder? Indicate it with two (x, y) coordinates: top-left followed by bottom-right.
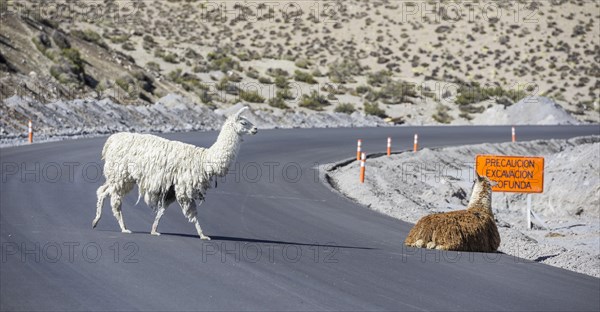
(0, 95), (387, 147)
(326, 136), (600, 278)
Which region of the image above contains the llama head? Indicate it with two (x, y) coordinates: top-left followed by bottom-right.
(475, 172), (492, 187)
(468, 172), (495, 211)
(472, 172), (497, 194)
(228, 106), (258, 136)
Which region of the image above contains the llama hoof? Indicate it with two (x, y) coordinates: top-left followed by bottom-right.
(151, 231), (161, 236)
(200, 235), (211, 240)
(121, 229), (132, 234)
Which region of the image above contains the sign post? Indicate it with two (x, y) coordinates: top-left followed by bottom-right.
(526, 194), (532, 230)
(476, 155), (544, 229)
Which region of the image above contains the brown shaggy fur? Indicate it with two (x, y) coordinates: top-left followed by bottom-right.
(404, 174), (501, 252)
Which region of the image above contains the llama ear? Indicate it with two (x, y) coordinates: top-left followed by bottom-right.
(476, 171), (483, 181)
(235, 106), (249, 119)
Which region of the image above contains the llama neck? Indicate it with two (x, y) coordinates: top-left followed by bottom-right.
(467, 183), (493, 214)
(205, 123), (241, 177)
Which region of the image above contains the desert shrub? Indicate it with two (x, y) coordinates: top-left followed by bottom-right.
(168, 68), (183, 81)
(295, 58), (310, 69)
(458, 104), (485, 114)
(274, 75), (289, 88)
(365, 81), (416, 104)
(246, 68), (260, 79)
(207, 50), (240, 72)
(216, 77), (239, 95)
(268, 96), (289, 109)
(364, 102), (387, 118)
(455, 84), (490, 106)
(142, 35), (157, 50)
(277, 88), (295, 100)
(299, 91), (330, 111)
(169, 69), (207, 93)
(328, 59), (362, 84)
(455, 83), (527, 106)
(50, 65), (77, 84)
(61, 48), (85, 75)
(312, 68), (324, 77)
(115, 75), (137, 96)
(459, 112), (473, 120)
(322, 83), (347, 95)
(234, 49), (261, 61)
(432, 104), (453, 124)
(216, 77), (229, 90)
(115, 76), (133, 91)
(294, 70), (317, 84)
(367, 70), (392, 87)
(143, 35), (155, 43)
(356, 85), (371, 94)
(379, 81), (417, 104)
(146, 61), (161, 72)
(258, 76), (272, 84)
(122, 42), (135, 51)
(266, 68), (289, 77)
(108, 34), (130, 44)
(334, 103), (356, 114)
(162, 52), (179, 64)
(72, 29), (108, 49)
(240, 90), (265, 103)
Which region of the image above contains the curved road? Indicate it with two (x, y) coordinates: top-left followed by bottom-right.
(1, 126), (599, 311)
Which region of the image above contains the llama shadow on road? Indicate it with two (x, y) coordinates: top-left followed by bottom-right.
(161, 232), (375, 250)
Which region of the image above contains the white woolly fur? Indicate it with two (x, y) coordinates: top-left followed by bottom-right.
(93, 107), (257, 239)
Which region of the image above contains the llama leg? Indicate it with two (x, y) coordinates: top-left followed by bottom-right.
(93, 183), (110, 228)
(151, 209), (165, 235)
(194, 221), (210, 241)
(110, 193), (131, 233)
(151, 206), (166, 236)
(178, 199), (210, 240)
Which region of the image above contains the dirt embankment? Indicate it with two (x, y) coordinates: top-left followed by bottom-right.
(327, 136), (600, 277)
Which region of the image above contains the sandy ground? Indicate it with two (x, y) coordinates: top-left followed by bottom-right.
(327, 136), (600, 277)
(1, 0), (599, 126)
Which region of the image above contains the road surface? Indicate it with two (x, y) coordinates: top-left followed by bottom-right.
(1, 125), (599, 311)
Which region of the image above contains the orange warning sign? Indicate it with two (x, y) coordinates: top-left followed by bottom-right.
(476, 155), (544, 193)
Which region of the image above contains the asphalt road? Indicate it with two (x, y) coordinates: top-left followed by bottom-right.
(1, 125), (599, 311)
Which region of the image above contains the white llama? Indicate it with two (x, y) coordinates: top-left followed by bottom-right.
(93, 107), (257, 240)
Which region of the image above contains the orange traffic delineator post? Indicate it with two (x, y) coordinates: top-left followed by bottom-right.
(387, 137), (391, 156)
(28, 120), (33, 143)
(413, 134), (418, 152)
(511, 126), (516, 142)
(356, 139), (362, 160)
(359, 152), (366, 183)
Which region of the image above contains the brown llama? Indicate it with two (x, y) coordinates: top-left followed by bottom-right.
(404, 173), (501, 252)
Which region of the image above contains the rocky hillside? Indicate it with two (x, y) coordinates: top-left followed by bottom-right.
(1, 0), (598, 126)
